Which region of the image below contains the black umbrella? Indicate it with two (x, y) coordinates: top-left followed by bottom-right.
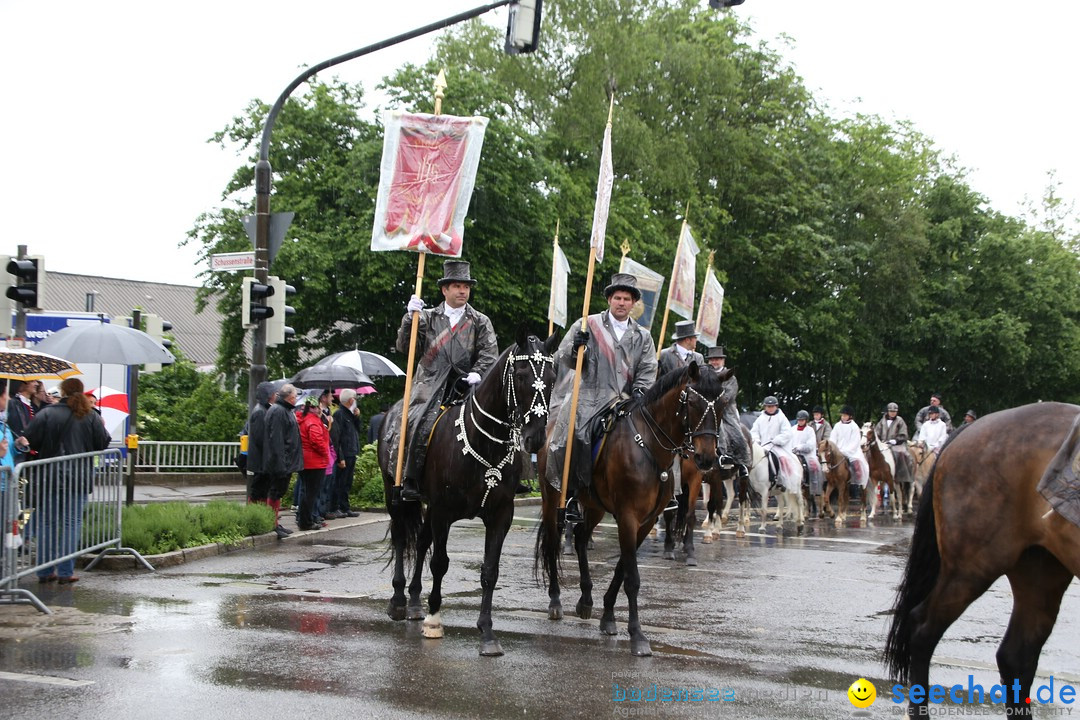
(289, 364), (374, 391)
(315, 349), (405, 377)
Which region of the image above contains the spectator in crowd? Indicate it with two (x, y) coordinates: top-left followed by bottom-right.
(245, 381), (277, 504)
(959, 409), (977, 429)
(20, 378), (110, 584)
(263, 383), (303, 539)
(812, 405), (831, 445)
(295, 394), (329, 532)
(367, 404), (388, 445)
(328, 389), (362, 518)
(7, 380), (37, 464)
(0, 383), (15, 473)
(915, 393), (953, 432)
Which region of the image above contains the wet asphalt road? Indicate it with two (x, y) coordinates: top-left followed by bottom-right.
(1, 506), (1078, 720)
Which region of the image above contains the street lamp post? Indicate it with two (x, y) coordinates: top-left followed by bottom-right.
(248, 0), (521, 407)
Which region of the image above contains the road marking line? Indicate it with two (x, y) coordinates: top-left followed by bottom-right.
(0, 671), (94, 687)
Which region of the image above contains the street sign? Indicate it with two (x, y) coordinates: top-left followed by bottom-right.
(210, 251), (256, 272)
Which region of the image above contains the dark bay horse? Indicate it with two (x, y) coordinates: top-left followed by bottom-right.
(885, 402), (1080, 717)
(536, 363), (734, 655)
(660, 458), (710, 566)
(379, 329), (558, 656)
(818, 439), (861, 526)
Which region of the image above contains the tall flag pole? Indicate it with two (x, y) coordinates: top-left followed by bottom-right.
(392, 69), (447, 491)
(559, 94), (614, 515)
(655, 200), (691, 354)
(548, 218), (563, 337)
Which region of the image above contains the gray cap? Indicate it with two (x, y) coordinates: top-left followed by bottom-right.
(796, 410), (810, 420)
(887, 402), (899, 412)
(762, 395), (779, 407)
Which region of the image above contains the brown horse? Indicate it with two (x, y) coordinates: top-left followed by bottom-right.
(660, 457), (711, 566)
(536, 364), (734, 656)
(885, 402), (1080, 717)
(818, 439), (866, 526)
(862, 423), (902, 520)
(905, 440), (935, 513)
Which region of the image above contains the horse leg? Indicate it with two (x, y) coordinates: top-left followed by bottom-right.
(721, 478), (734, 528)
(537, 489), (564, 621)
(403, 517), (432, 621)
(683, 477), (700, 566)
(835, 480), (848, 527)
(386, 507), (409, 621)
(599, 557), (625, 637)
(476, 510), (513, 657)
(422, 518), (450, 639)
(562, 520), (575, 556)
(758, 486), (768, 532)
(891, 478), (902, 520)
(574, 513), (598, 620)
(622, 516), (653, 656)
(868, 479), (879, 520)
(662, 506), (677, 560)
(997, 551), (1074, 717)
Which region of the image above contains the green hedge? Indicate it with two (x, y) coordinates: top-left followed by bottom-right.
(119, 500), (275, 555)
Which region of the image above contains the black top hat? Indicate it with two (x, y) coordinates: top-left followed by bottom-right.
(438, 260), (477, 287)
(706, 346), (726, 360)
(671, 320), (698, 341)
(603, 272), (641, 302)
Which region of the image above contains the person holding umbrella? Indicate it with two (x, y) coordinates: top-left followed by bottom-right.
(19, 378), (111, 584)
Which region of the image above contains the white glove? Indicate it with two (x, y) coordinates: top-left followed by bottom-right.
(466, 372), (482, 385)
(406, 295), (424, 313)
(888, 439), (896, 445)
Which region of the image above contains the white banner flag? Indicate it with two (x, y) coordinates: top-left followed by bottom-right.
(667, 224), (700, 320)
(696, 267), (724, 347)
(549, 244), (571, 328)
(589, 122), (613, 263)
(619, 256), (665, 330)
(370, 111), (489, 256)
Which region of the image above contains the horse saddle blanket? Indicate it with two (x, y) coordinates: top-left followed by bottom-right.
(1038, 413), (1080, 529)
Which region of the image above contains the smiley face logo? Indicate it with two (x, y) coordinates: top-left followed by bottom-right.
(847, 678), (876, 708)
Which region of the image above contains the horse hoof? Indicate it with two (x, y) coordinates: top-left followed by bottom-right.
(600, 617), (618, 635)
(735, 529), (745, 539)
(796, 524), (804, 536)
(588, 540), (595, 550)
(387, 603), (407, 622)
(562, 543), (574, 556)
(631, 639), (653, 657)
(548, 604), (563, 621)
(685, 556), (698, 567)
(479, 640), (504, 657)
(701, 534), (713, 544)
(663, 550), (675, 560)
(406, 605), (425, 621)
(422, 614), (444, 639)
(576, 602), (593, 620)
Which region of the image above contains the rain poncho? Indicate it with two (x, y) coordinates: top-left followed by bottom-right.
(750, 409), (801, 493)
(395, 301), (498, 478)
(790, 422), (823, 494)
(545, 310), (657, 489)
(831, 419), (868, 487)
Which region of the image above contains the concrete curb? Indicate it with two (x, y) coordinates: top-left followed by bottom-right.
(79, 495), (543, 571)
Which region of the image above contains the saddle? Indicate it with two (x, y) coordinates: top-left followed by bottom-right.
(765, 450), (781, 490)
(585, 397), (628, 462)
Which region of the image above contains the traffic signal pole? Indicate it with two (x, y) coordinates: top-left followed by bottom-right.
(13, 244), (27, 339)
(247, 0), (521, 409)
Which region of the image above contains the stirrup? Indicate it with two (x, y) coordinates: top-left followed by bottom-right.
(400, 477), (422, 502)
(565, 497), (584, 524)
(663, 496), (679, 513)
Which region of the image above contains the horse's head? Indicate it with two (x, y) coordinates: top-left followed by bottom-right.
(861, 421), (874, 450)
(679, 362), (735, 472)
(818, 438), (831, 465)
(503, 327), (559, 454)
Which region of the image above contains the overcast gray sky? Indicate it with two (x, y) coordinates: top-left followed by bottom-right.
(2, 1), (1076, 287)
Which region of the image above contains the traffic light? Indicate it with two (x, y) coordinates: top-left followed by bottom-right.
(505, 0), (542, 55)
(144, 313), (173, 373)
(266, 275), (295, 347)
(241, 276), (274, 330)
(5, 256), (43, 309)
(709, 0), (745, 8)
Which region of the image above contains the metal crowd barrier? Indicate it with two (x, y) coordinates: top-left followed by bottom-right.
(1, 449), (153, 615)
(134, 441), (241, 473)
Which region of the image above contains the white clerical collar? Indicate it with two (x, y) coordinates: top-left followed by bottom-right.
(609, 315), (628, 341)
(444, 304), (465, 328)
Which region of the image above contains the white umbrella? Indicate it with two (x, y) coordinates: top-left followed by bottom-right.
(315, 349), (404, 377)
(33, 321), (174, 366)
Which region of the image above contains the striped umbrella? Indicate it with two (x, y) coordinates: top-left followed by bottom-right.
(0, 348), (81, 381)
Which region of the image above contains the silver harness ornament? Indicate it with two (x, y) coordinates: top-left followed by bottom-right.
(454, 346), (554, 507)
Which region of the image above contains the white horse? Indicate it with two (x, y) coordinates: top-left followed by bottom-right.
(716, 441), (804, 537)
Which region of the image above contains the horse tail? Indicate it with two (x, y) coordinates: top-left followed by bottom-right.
(883, 472), (940, 683)
(533, 490), (563, 587)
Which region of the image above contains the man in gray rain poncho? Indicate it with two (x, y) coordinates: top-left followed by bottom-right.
(546, 273), (658, 523)
(396, 259), (498, 502)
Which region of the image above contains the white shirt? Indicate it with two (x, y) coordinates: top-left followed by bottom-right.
(751, 410), (793, 449)
(443, 304), (465, 328)
(917, 418), (948, 453)
(832, 419), (863, 459)
(610, 316), (628, 342)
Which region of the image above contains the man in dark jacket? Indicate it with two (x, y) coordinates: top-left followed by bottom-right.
(245, 381), (277, 504)
(263, 383), (303, 539)
(7, 380), (37, 464)
(327, 389), (362, 518)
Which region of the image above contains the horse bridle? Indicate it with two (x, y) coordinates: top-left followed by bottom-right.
(453, 340), (555, 506)
(628, 377), (725, 466)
